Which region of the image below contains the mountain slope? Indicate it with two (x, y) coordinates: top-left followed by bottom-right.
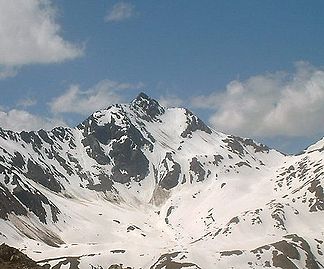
(0, 93), (323, 268)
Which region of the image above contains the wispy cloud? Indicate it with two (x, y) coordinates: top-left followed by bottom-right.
(105, 2), (136, 22)
(49, 79), (143, 115)
(0, 0), (83, 78)
(17, 97), (37, 108)
(158, 94), (184, 108)
(0, 66), (18, 80)
(0, 109), (66, 132)
(191, 62), (324, 138)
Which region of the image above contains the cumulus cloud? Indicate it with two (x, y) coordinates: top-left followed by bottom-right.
(49, 80), (143, 115)
(105, 2), (136, 22)
(0, 109), (66, 132)
(0, 0), (82, 75)
(191, 62), (324, 138)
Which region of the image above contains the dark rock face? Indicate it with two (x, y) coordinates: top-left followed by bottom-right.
(78, 115), (112, 165)
(189, 157), (205, 182)
(110, 133), (150, 184)
(130, 92), (165, 122)
(235, 161), (252, 168)
(14, 186), (60, 224)
(150, 252), (201, 269)
(165, 205), (175, 224)
(272, 240), (300, 261)
(25, 160), (62, 193)
(0, 128), (70, 223)
(308, 179), (324, 212)
(83, 134), (111, 165)
(213, 155), (224, 166)
(269, 202), (287, 231)
(87, 173), (114, 192)
(0, 243), (45, 269)
(223, 136), (246, 156)
(223, 135), (270, 157)
(237, 137), (270, 153)
(181, 109), (211, 138)
(220, 250), (243, 257)
(0, 164), (59, 224)
(0, 182), (27, 220)
(11, 152), (24, 169)
(159, 153), (181, 190)
(250, 234), (322, 269)
(20, 131), (43, 154)
(78, 105), (152, 185)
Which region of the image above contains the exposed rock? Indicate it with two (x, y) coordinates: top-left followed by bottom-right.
(181, 109), (211, 138)
(25, 160), (62, 193)
(0, 182), (27, 220)
(159, 153), (181, 190)
(220, 250), (243, 257)
(250, 234), (323, 269)
(0, 243), (45, 269)
(308, 179), (324, 212)
(130, 92), (165, 122)
(150, 252), (201, 269)
(189, 157), (205, 182)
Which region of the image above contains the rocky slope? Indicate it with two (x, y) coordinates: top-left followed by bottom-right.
(0, 243), (45, 269)
(0, 93), (323, 268)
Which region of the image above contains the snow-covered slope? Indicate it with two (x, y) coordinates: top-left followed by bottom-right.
(0, 93), (323, 268)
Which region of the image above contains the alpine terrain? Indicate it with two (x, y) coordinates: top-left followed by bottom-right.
(0, 93), (323, 269)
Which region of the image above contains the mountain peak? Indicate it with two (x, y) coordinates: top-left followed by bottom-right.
(135, 92), (151, 101)
(130, 92), (165, 120)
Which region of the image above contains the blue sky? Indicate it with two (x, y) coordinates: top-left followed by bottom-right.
(0, 0), (324, 154)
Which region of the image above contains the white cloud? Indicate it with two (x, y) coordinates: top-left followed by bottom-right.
(0, 0), (82, 74)
(158, 94), (184, 108)
(0, 109), (66, 132)
(191, 62), (324, 138)
(105, 2), (136, 22)
(49, 80), (143, 115)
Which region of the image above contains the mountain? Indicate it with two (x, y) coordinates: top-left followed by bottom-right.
(0, 93), (323, 269)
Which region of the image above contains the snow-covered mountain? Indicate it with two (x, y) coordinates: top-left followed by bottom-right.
(0, 93), (323, 268)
